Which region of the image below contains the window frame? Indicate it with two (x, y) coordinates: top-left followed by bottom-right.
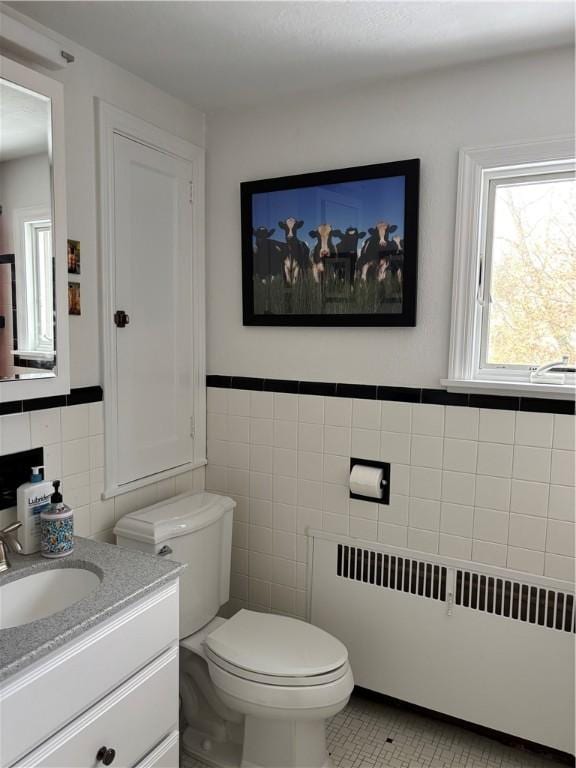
(13, 207), (54, 359)
(25, 217), (54, 356)
(444, 137), (576, 399)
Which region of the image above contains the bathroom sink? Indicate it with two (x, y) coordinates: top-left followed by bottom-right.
(0, 568), (101, 629)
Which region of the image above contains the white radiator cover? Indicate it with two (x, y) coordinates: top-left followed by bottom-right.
(309, 532), (575, 755)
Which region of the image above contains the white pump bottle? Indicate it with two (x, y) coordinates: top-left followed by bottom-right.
(16, 466), (53, 554)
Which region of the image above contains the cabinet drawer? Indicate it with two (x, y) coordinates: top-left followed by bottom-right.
(134, 731), (179, 768)
(14, 646), (178, 768)
(2, 581), (179, 767)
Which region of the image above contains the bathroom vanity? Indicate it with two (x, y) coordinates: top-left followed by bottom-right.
(0, 538), (184, 768)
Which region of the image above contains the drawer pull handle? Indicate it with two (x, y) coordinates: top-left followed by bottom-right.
(96, 746), (116, 765)
(157, 545), (173, 556)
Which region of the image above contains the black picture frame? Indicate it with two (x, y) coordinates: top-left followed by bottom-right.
(241, 159), (420, 327)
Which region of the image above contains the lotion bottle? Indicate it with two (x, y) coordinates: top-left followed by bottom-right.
(40, 480), (74, 558)
(16, 466), (53, 554)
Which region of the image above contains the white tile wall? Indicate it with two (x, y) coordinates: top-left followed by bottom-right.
(0, 401), (204, 539)
(445, 406), (478, 440)
(207, 388), (576, 617)
(510, 479), (548, 517)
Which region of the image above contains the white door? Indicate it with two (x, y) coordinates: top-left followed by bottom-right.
(113, 134), (194, 485)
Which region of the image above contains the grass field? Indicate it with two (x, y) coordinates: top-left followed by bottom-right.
(253, 273), (402, 316)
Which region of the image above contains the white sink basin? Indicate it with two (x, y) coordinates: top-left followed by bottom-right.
(0, 568), (101, 629)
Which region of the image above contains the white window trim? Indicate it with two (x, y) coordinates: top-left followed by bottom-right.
(443, 136), (575, 400)
(13, 207), (53, 356)
(28, 220), (54, 355)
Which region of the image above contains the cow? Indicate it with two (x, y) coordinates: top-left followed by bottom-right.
(332, 227), (366, 280)
(308, 224), (337, 283)
(278, 218), (309, 285)
(356, 222), (399, 282)
(333, 227), (366, 257)
(253, 226), (284, 281)
(392, 236), (404, 284)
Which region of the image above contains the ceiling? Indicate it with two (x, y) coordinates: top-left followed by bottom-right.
(0, 80), (50, 161)
(10, 1), (575, 111)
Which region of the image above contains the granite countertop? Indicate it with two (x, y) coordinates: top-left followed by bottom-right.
(0, 536), (185, 684)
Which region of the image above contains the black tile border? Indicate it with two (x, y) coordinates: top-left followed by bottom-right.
(377, 386), (421, 403)
(206, 376), (575, 415)
(468, 394), (520, 411)
(519, 397), (575, 415)
(231, 376), (264, 391)
(0, 386), (103, 415)
(4, 378), (571, 416)
(299, 381), (337, 396)
(23, 395), (67, 412)
(206, 375), (232, 389)
(337, 383), (377, 399)
(263, 378), (299, 394)
(0, 400), (24, 416)
(421, 389), (469, 407)
(66, 386), (104, 406)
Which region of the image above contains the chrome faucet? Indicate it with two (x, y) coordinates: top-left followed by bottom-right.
(0, 521), (23, 572)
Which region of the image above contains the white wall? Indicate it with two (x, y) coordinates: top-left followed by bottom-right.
(0, 153), (51, 253)
(205, 47), (574, 388)
(0, 9), (207, 529)
(4, 5), (206, 387)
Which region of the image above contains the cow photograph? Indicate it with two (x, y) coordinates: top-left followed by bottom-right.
(241, 160), (419, 326)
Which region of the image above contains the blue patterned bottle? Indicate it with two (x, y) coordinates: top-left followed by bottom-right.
(40, 480), (74, 558)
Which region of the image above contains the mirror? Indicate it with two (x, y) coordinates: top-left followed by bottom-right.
(0, 77), (55, 381)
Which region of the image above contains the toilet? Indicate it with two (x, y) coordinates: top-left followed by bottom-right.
(114, 491), (354, 768)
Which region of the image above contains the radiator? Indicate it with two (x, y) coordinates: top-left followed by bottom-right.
(309, 532), (575, 754)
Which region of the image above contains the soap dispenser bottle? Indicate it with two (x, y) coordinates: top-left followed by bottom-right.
(40, 480), (74, 558)
(16, 466), (53, 554)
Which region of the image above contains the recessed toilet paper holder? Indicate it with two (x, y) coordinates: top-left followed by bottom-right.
(349, 458), (390, 505)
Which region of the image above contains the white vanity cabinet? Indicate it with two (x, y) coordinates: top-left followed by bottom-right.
(1, 581), (180, 768)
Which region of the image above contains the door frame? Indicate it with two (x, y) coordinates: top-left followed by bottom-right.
(97, 100), (206, 498)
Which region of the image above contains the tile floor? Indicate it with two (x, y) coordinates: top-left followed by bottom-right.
(180, 690), (572, 768)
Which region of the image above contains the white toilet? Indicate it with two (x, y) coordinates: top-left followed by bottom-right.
(114, 491), (354, 768)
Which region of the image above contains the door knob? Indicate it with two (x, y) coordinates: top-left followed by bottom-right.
(114, 310), (130, 328)
(96, 746), (116, 765)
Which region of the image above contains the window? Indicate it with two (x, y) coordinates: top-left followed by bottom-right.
(446, 138), (575, 396)
(13, 207), (54, 358)
(24, 218), (54, 354)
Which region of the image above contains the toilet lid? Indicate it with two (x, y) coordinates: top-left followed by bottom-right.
(204, 610), (348, 679)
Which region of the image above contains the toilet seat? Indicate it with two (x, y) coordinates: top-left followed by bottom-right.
(203, 609), (349, 687)
(205, 646), (349, 687)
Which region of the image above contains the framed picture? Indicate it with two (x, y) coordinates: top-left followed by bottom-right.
(67, 239), (80, 274)
(241, 159), (419, 326)
(68, 281), (81, 315)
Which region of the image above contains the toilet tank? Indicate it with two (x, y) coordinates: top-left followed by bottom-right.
(114, 492), (235, 638)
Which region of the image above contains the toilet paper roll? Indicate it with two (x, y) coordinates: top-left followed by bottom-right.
(349, 464), (384, 499)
